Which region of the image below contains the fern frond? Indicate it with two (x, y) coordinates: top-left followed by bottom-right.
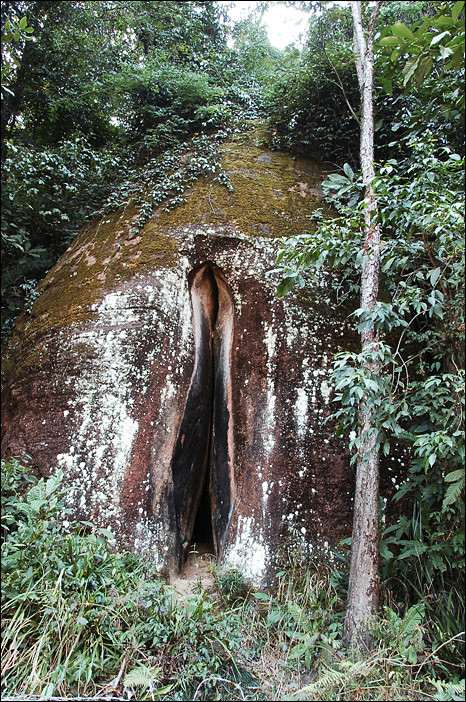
(123, 664), (161, 689)
(400, 602), (425, 637)
(433, 678), (466, 701)
(293, 658), (371, 697)
(45, 469), (64, 497)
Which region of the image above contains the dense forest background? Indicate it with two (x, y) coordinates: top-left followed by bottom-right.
(1, 1), (464, 700)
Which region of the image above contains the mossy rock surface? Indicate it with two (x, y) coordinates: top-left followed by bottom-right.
(9, 123), (332, 346)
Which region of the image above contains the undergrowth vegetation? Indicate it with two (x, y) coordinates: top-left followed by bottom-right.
(1, 459), (464, 701)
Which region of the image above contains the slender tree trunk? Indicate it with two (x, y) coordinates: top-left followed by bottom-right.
(1, 1), (63, 157)
(344, 0), (383, 650)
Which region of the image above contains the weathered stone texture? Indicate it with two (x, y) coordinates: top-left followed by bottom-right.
(1, 126), (404, 584)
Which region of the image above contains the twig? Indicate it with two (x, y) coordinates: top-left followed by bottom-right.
(414, 631), (465, 681)
(193, 675), (245, 700)
(368, 1), (384, 37)
(98, 651), (130, 694)
(322, 46), (361, 126)
(208, 184), (218, 214)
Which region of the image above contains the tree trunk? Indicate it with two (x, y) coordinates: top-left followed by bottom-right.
(344, 0), (383, 651)
(1, 1), (64, 156)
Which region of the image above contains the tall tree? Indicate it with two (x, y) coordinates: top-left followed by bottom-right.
(343, 0), (383, 650)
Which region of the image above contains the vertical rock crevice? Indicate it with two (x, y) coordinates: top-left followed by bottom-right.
(171, 262), (235, 569)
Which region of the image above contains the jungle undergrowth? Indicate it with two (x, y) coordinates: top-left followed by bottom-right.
(1, 459), (463, 701)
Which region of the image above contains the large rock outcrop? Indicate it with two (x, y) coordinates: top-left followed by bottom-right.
(1, 125), (403, 584)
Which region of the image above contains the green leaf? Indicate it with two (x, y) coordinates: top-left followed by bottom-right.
(398, 542), (429, 559)
(403, 56), (421, 86)
(443, 479), (464, 509)
(415, 55), (433, 86)
(253, 592), (270, 601)
(276, 276), (296, 297)
(452, 1), (465, 22)
(379, 541), (393, 560)
(275, 249), (286, 265)
(448, 44), (466, 69)
(327, 173), (350, 184)
(343, 163), (354, 180)
(429, 267), (442, 286)
(123, 664), (159, 689)
(401, 603), (425, 635)
(19, 16), (28, 29)
(364, 378), (380, 393)
(45, 470), (63, 497)
(392, 22), (414, 40)
(41, 684), (55, 698)
(430, 30), (451, 46)
(379, 35), (401, 46)
(444, 469), (465, 483)
(434, 14), (455, 27)
(267, 609), (282, 625)
(439, 45), (454, 59)
(156, 684), (175, 695)
(430, 551), (447, 571)
(378, 77), (393, 95)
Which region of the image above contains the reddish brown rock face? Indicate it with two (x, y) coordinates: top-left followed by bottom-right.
(1, 129), (405, 584)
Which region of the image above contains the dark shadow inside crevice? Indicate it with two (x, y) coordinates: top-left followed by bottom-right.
(191, 464), (215, 554)
(171, 262), (235, 571)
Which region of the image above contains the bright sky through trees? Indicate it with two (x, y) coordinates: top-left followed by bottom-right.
(226, 1), (307, 49)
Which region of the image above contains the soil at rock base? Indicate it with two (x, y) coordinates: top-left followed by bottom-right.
(169, 542), (215, 597)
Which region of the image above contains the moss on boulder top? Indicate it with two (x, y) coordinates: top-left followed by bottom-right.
(10, 122), (332, 343)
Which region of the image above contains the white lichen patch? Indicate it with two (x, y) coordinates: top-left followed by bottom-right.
(58, 316), (141, 525)
(133, 519), (167, 570)
(57, 266), (194, 561)
(261, 480), (274, 522)
(263, 321), (277, 456)
(320, 379), (332, 404)
(225, 515), (269, 585)
(295, 388), (308, 439)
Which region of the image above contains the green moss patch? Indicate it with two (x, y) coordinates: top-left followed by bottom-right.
(8, 123), (332, 344)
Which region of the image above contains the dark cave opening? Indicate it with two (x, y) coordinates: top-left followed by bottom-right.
(171, 262), (235, 571)
(191, 467), (215, 553)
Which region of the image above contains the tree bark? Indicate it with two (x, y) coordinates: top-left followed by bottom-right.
(344, 0), (383, 651)
(1, 1), (66, 156)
